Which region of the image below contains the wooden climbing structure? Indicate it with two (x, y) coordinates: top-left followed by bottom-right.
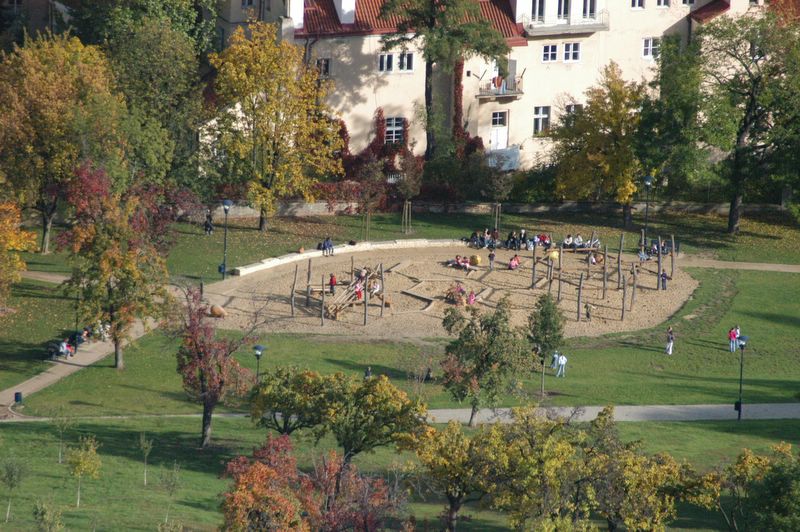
(324, 266), (388, 320)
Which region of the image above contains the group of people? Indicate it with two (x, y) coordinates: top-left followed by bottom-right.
(446, 255), (475, 271)
(320, 237), (335, 256)
(728, 326), (747, 352)
(353, 268), (380, 301)
(469, 228), (553, 251)
(550, 351), (568, 377)
(562, 234), (599, 250)
(638, 240), (670, 261)
(56, 327), (96, 358)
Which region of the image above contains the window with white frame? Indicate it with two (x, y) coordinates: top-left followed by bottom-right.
(492, 111), (508, 127)
(557, 0), (569, 20)
(643, 37), (660, 59)
(583, 0), (596, 18)
(385, 117), (404, 144)
(533, 106), (551, 134)
(631, 0), (644, 8)
(656, 0), (669, 7)
(378, 53), (394, 72)
(564, 42), (581, 62)
(316, 58), (331, 78)
(565, 103), (584, 114)
(532, 0), (545, 22)
(398, 52), (414, 71)
(542, 44), (558, 62)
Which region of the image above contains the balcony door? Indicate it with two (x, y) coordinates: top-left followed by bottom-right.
(490, 111), (509, 150)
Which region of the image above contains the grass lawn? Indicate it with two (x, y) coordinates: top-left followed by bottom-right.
(21, 268), (800, 417)
(0, 280), (76, 391)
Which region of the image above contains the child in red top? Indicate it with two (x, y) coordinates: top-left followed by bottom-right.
(329, 273), (337, 295)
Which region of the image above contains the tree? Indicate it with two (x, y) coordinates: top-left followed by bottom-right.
(250, 367), (328, 435)
(66, 435), (101, 508)
(323, 374), (427, 466)
(50, 407), (75, 465)
(380, 0), (509, 160)
(747, 445), (800, 531)
(61, 164), (170, 370)
(551, 62), (645, 226)
(407, 422), (487, 532)
(172, 287), (259, 448)
(355, 153), (387, 242)
(0, 202), (35, 311)
(397, 148), (423, 234)
(528, 293), (565, 397)
(1, 456), (25, 523)
(209, 21), (342, 231)
(32, 498), (64, 532)
(159, 461), (181, 525)
(137, 432), (154, 486)
(0, 33), (124, 253)
(441, 295), (532, 426)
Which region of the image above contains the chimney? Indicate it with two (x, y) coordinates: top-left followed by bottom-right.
(334, 0), (356, 24)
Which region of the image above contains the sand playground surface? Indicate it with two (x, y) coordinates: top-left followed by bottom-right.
(206, 245), (698, 339)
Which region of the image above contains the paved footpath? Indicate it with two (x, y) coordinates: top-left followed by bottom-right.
(679, 257), (800, 273)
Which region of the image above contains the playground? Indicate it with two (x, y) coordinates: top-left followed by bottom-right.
(207, 240), (698, 338)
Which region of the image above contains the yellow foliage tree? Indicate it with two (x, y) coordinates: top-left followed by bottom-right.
(0, 202), (35, 310)
(209, 22), (343, 231)
(66, 435), (101, 509)
(0, 33), (125, 253)
(551, 62), (645, 227)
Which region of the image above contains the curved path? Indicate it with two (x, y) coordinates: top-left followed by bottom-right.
(3, 251), (798, 420)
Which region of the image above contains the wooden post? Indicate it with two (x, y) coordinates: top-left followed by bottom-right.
(670, 234), (676, 278)
(305, 259), (312, 307)
(558, 243), (563, 271)
(631, 268), (638, 311)
(617, 233), (623, 289)
(586, 248), (591, 276)
(557, 270), (563, 302)
(589, 230), (596, 250)
(531, 244), (537, 288)
(656, 235), (662, 290)
(380, 263), (386, 317)
(640, 228), (646, 251)
(548, 260), (554, 293)
(602, 245), (608, 299)
(621, 275), (627, 321)
(577, 273), (584, 321)
(321, 275), (325, 326)
(290, 264), (298, 317)
(549, 258), (554, 280)
(351, 256), (355, 282)
(364, 284), (369, 326)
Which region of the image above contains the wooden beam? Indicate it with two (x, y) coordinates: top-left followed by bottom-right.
(657, 235), (662, 290)
(290, 264), (298, 317)
(621, 275), (627, 321)
(380, 263), (385, 317)
(321, 275), (325, 326)
(364, 285), (369, 326)
(557, 270), (563, 302)
(577, 273), (584, 321)
(531, 244), (537, 288)
(631, 267), (638, 311)
(602, 245), (608, 299)
(670, 234), (676, 278)
(617, 233), (624, 290)
(305, 258), (312, 307)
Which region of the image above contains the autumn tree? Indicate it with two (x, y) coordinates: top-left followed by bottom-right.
(66, 436), (101, 509)
(0, 202), (35, 311)
(551, 62), (645, 226)
(250, 367), (328, 435)
(0, 33), (124, 253)
(209, 21), (342, 231)
(407, 421), (488, 532)
(137, 432), (154, 486)
(441, 295), (532, 426)
(528, 293), (565, 397)
(380, 0), (509, 159)
(61, 164), (170, 370)
(171, 287), (260, 448)
(355, 153), (387, 241)
(1, 456), (25, 523)
(697, 13), (800, 233)
(397, 148), (423, 234)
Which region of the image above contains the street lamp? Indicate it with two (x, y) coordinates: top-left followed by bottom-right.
(219, 199), (233, 279)
(642, 175), (653, 248)
(735, 336), (749, 421)
(253, 344), (265, 384)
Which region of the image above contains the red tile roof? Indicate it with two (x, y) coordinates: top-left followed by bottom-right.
(689, 0), (730, 23)
(297, 0), (527, 46)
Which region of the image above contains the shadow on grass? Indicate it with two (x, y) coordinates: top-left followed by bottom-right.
(741, 310), (800, 329)
(323, 358), (407, 382)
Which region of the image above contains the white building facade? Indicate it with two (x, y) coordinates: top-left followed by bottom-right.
(215, 0), (770, 169)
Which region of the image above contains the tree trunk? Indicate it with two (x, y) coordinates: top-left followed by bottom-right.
(622, 204), (633, 228)
(259, 207), (267, 232)
(200, 402), (215, 448)
(727, 193), (743, 234)
(40, 209), (55, 255)
(468, 404), (478, 427)
(540, 355), (545, 397)
(446, 497), (462, 532)
(114, 338), (124, 370)
(76, 476), (82, 508)
(607, 517), (617, 531)
(5, 495), (11, 523)
(143, 458), (147, 486)
(424, 60), (436, 160)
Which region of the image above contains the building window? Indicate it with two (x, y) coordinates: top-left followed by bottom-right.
(385, 117), (404, 144)
(632, 0), (644, 8)
(316, 58), (331, 78)
(656, 0), (669, 6)
(682, 0), (694, 4)
(379, 53), (394, 72)
(564, 42), (581, 62)
(533, 0), (545, 22)
(643, 37), (660, 59)
(242, 0), (254, 6)
(492, 111), (508, 127)
(533, 106), (550, 134)
(398, 52), (414, 71)
(557, 0), (570, 19)
(542, 44), (558, 62)
(266, 0), (272, 11)
(583, 0), (596, 17)
(565, 103), (584, 114)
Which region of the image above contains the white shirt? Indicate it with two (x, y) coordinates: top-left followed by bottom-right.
(574, 236), (584, 245)
(564, 237), (573, 245)
(558, 355), (567, 366)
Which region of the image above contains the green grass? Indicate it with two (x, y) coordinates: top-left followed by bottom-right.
(21, 268), (800, 417)
(0, 280), (76, 391)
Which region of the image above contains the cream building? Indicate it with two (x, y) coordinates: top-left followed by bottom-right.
(215, 0), (770, 169)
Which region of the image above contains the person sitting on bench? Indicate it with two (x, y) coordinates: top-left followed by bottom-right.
(563, 234), (573, 247)
(481, 228), (490, 248)
(508, 254), (521, 270)
(470, 231), (479, 248)
(59, 338), (74, 358)
(573, 234), (584, 249)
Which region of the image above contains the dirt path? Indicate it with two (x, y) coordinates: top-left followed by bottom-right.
(680, 257), (800, 273)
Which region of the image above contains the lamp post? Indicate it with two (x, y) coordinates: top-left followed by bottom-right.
(643, 175), (653, 248)
(736, 337), (748, 421)
(253, 344), (265, 385)
(220, 199), (233, 280)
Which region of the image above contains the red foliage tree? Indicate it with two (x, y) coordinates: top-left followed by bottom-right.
(171, 288), (260, 447)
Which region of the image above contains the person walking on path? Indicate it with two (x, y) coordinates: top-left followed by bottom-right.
(556, 353), (567, 377)
(488, 250), (496, 271)
(665, 326), (675, 356)
(550, 350), (560, 369)
(660, 269), (669, 290)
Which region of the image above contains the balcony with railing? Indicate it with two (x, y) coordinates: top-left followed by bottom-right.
(525, 9), (609, 36)
(476, 76), (524, 100)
